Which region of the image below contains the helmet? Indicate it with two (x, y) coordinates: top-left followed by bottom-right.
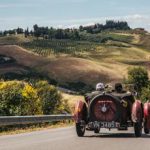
(96, 83), (105, 91)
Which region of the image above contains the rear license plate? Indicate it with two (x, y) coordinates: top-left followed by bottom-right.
(100, 121), (116, 128)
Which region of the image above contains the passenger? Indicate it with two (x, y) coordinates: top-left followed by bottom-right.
(105, 84), (113, 93)
(96, 82), (105, 91)
(114, 83), (126, 93)
(85, 82), (105, 103)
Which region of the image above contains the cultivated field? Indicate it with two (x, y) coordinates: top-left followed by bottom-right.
(0, 31), (150, 91)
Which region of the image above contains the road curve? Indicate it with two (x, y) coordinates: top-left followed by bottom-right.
(0, 126), (150, 150)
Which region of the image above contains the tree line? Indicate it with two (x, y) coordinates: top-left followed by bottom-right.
(79, 20), (130, 34)
(0, 20), (130, 40)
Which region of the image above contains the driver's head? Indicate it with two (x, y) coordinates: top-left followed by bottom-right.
(115, 83), (123, 92)
(96, 83), (105, 91)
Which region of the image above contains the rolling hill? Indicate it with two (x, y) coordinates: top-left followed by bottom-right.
(0, 31), (150, 92)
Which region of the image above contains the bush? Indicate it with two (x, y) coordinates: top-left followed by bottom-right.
(141, 84), (150, 103)
(0, 81), (23, 116)
(22, 84), (42, 115)
(57, 99), (71, 114)
(127, 67), (149, 94)
(34, 80), (62, 114)
(0, 80), (68, 116)
(0, 81), (42, 116)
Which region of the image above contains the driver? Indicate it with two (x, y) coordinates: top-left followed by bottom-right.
(114, 83), (125, 93)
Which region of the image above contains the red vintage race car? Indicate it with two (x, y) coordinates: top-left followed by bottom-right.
(144, 102), (150, 134)
(74, 89), (150, 137)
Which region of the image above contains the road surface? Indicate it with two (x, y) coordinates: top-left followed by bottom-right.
(0, 126), (150, 150)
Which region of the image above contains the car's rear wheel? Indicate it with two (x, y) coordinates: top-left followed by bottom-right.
(94, 127), (100, 133)
(144, 121), (150, 134)
(144, 128), (149, 134)
(76, 122), (85, 137)
(134, 122), (142, 137)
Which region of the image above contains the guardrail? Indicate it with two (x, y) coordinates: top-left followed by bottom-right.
(57, 87), (78, 94)
(0, 114), (73, 126)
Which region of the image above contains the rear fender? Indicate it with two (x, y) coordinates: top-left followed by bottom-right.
(144, 102), (150, 129)
(132, 100), (143, 123)
(74, 100), (88, 123)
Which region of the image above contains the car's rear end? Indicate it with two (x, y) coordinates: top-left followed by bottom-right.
(88, 94), (127, 132)
(74, 92), (143, 137)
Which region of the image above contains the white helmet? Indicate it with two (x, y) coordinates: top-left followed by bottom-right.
(96, 83), (105, 91)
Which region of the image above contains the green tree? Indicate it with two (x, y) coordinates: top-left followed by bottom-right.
(141, 84), (150, 103)
(33, 24), (40, 39)
(127, 67), (149, 94)
(16, 27), (24, 34)
(48, 27), (55, 40)
(24, 27), (29, 38)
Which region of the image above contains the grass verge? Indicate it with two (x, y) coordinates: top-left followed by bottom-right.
(0, 121), (74, 136)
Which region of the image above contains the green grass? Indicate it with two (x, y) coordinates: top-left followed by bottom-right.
(117, 59), (148, 66)
(101, 32), (133, 43)
(79, 31), (134, 43)
(0, 34), (32, 44)
(137, 34), (150, 50)
(0, 121), (73, 136)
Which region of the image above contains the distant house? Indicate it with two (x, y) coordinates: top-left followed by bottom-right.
(135, 28), (145, 31)
(133, 28), (147, 34)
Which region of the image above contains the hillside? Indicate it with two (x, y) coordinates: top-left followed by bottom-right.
(0, 31), (150, 92)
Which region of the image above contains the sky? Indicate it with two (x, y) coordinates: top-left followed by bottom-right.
(0, 0), (150, 31)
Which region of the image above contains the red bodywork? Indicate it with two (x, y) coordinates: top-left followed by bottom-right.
(74, 92), (148, 137)
(74, 94), (143, 131)
(132, 100), (143, 123)
(144, 102), (150, 129)
(74, 96), (144, 125)
(74, 100), (87, 123)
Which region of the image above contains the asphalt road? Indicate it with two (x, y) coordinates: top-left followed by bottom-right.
(0, 126), (150, 150)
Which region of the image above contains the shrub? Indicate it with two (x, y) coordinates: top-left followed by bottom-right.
(0, 81), (23, 116)
(56, 99), (71, 114)
(0, 81), (42, 116)
(0, 80), (69, 116)
(34, 80), (62, 114)
(127, 67), (149, 94)
(22, 84), (42, 115)
(141, 84), (150, 103)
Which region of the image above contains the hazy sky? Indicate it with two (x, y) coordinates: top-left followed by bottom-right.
(0, 0), (150, 30)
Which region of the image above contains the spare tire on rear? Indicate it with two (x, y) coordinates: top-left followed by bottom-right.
(89, 94), (122, 122)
